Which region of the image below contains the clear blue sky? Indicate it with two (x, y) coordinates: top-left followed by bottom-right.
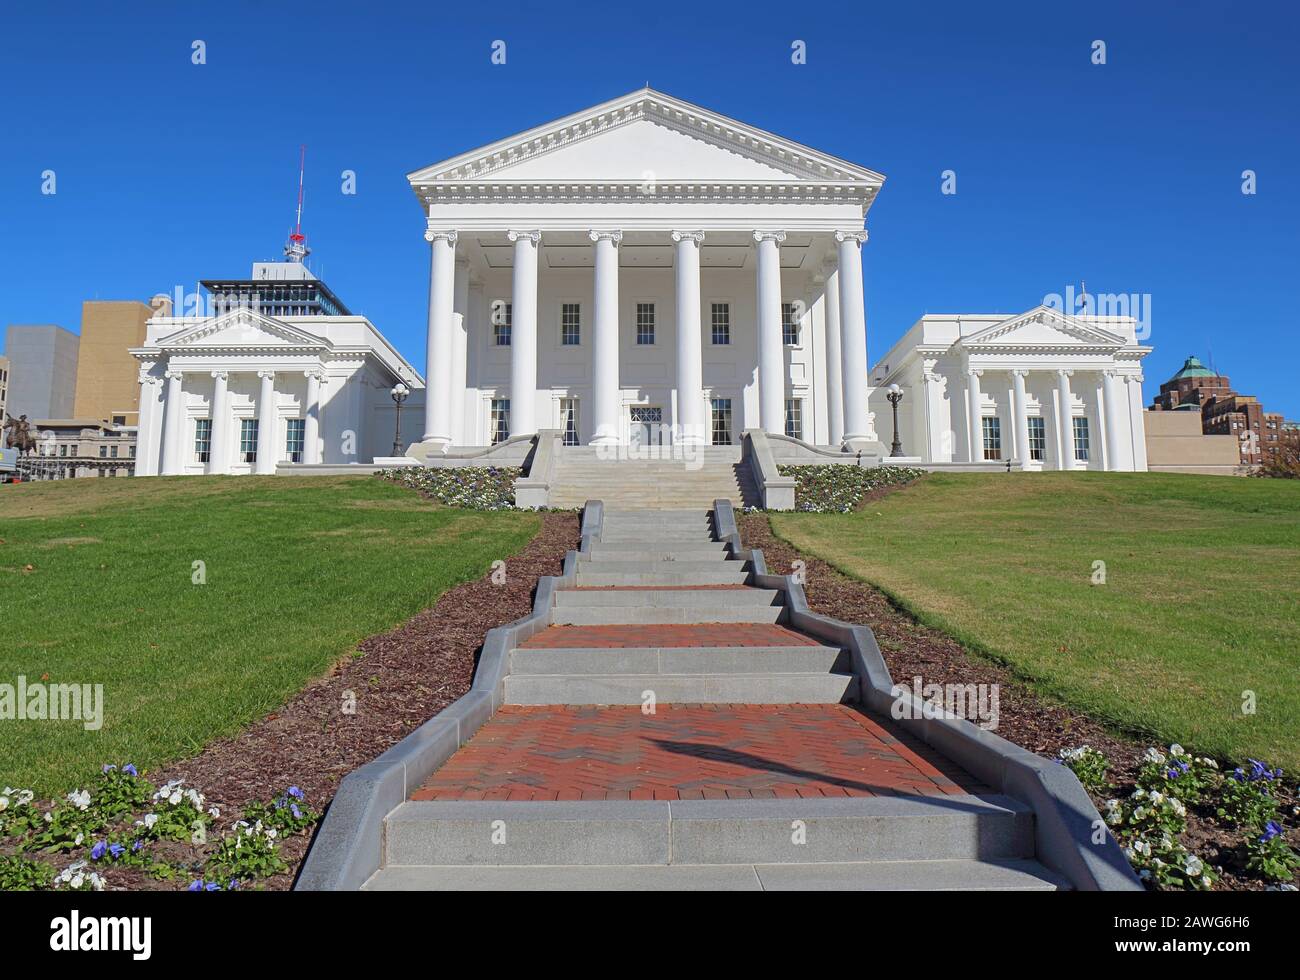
(2, 0), (1297, 415)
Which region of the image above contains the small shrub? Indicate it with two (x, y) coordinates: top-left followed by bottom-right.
(92, 764), (154, 821)
(204, 820), (286, 882)
(1105, 787), (1188, 838)
(1120, 833), (1216, 891)
(1058, 745), (1111, 793)
(778, 464), (926, 513)
(0, 854), (56, 891)
(378, 466), (520, 510)
(139, 780), (219, 842)
(0, 787), (39, 838)
(1136, 745), (1219, 803)
(242, 786), (317, 836)
(1244, 822), (1300, 882)
(1217, 760), (1284, 830)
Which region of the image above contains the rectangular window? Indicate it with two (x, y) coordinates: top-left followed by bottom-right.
(285, 418), (305, 463)
(560, 302), (581, 346)
(560, 398), (580, 446)
(710, 398), (733, 446)
(636, 303), (655, 345)
(240, 419), (259, 463)
(69, 445), (78, 457)
(99, 446), (107, 458)
(711, 303), (730, 345)
(194, 418), (212, 463)
(782, 302), (800, 346)
(784, 398), (803, 441)
(110, 445), (119, 459)
(982, 417), (1002, 460)
(490, 399), (510, 445)
(491, 301), (512, 346)
(59, 444), (67, 457)
(1072, 417), (1091, 461)
(1027, 417), (1046, 461)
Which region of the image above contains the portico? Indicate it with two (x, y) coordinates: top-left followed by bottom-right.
(406, 87), (885, 455)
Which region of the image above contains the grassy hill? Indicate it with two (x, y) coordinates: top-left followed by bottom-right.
(771, 472), (1300, 769)
(0, 476), (538, 794)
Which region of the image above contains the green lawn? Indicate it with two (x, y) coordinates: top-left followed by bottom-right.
(0, 476), (539, 795)
(771, 472), (1300, 769)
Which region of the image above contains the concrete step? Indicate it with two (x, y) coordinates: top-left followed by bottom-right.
(364, 858), (1070, 891)
(554, 588), (779, 608)
(553, 604), (783, 625)
(381, 796), (1035, 868)
(575, 559), (739, 574)
(586, 543), (730, 560)
(502, 671), (858, 705)
(598, 532), (715, 543)
(509, 645), (847, 675)
(575, 570), (749, 587)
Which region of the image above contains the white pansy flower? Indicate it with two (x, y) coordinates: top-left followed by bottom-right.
(143, 813), (158, 829)
(0, 796), (8, 812)
(1202, 876), (1213, 889)
(1185, 855), (1204, 876)
(1169, 744), (1185, 757)
(67, 789), (91, 810)
(1149, 791), (1164, 805)
(1143, 748), (1165, 764)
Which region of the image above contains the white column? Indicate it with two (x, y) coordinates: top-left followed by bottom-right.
(209, 371), (230, 475)
(256, 370), (276, 475)
(822, 262), (844, 446)
(672, 230), (706, 446)
(136, 373), (163, 476)
(589, 229), (622, 445)
(965, 368), (983, 462)
(161, 369), (184, 476)
(1056, 369), (1075, 471)
(1012, 369), (1030, 467)
(835, 230), (871, 450)
(450, 258), (470, 447)
(303, 370), (322, 465)
(508, 229), (540, 437)
(422, 228), (457, 450)
(1101, 370), (1125, 471)
(1126, 374), (1148, 471)
(754, 230), (786, 434)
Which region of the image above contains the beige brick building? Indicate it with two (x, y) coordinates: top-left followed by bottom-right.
(72, 300), (162, 426)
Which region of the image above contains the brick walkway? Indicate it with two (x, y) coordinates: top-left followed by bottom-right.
(519, 624), (822, 649)
(411, 704), (988, 801)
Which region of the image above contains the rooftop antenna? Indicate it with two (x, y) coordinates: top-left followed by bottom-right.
(1079, 278), (1089, 315)
(284, 144), (310, 263)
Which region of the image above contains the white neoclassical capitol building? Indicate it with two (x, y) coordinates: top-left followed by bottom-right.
(132, 88), (1150, 477)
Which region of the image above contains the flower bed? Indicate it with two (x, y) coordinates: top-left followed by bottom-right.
(0, 766), (318, 892)
(778, 464), (927, 513)
(1059, 743), (1300, 891)
(378, 465), (520, 510)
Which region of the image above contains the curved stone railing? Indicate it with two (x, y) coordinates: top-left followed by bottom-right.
(294, 500), (604, 890)
(712, 498), (1142, 892)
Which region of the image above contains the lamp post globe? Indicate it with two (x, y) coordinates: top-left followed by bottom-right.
(390, 382), (410, 456)
(886, 383), (905, 458)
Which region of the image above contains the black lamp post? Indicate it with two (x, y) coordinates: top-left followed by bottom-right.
(886, 383), (905, 457)
(390, 382), (410, 455)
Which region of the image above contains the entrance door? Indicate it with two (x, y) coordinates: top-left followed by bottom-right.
(710, 398), (733, 446)
(629, 406), (665, 448)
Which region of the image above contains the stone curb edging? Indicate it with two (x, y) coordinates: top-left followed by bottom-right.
(293, 500), (604, 890)
(712, 498), (1142, 892)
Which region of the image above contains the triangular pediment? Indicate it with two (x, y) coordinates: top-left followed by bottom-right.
(408, 88), (884, 187)
(962, 306), (1128, 349)
(158, 309), (330, 350)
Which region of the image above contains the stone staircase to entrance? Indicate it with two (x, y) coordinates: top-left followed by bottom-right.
(548, 446), (758, 510)
(360, 506), (1075, 890)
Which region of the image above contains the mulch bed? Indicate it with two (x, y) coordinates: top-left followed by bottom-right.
(739, 510), (1299, 891)
(96, 511), (579, 891)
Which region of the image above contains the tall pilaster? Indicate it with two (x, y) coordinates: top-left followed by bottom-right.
(1011, 369), (1030, 466)
(1101, 370), (1125, 471)
(821, 261), (844, 446)
(1056, 369), (1075, 471)
(965, 368), (984, 462)
(304, 370), (323, 465)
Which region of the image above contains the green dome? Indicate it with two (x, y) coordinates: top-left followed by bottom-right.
(1170, 355), (1217, 380)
